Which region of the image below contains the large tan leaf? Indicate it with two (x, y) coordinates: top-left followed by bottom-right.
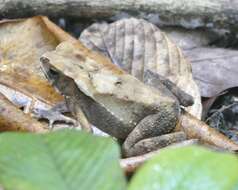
(80, 18), (202, 118)
(0, 16), (75, 105)
(0, 16), (77, 126)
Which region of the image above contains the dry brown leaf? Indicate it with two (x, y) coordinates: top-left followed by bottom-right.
(183, 47), (238, 97)
(0, 16), (77, 126)
(80, 18), (202, 118)
(0, 16), (75, 105)
(157, 29), (238, 98)
(0, 92), (47, 132)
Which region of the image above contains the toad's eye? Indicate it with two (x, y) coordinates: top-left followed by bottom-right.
(115, 80), (122, 85)
(48, 68), (59, 79)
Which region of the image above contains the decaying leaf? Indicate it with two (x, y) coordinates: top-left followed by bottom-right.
(0, 92), (47, 132)
(158, 28), (238, 98)
(0, 16), (76, 127)
(184, 47), (238, 97)
(80, 18), (202, 118)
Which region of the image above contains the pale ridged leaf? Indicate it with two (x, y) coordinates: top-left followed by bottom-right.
(80, 18), (202, 118)
(0, 130), (126, 190)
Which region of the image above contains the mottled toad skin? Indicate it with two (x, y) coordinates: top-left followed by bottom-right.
(40, 41), (192, 157)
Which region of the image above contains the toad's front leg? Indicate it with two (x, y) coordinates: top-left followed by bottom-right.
(122, 111), (186, 157)
(65, 96), (92, 132)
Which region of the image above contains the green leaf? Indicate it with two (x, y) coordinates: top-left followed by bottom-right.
(0, 130), (126, 190)
(129, 146), (238, 190)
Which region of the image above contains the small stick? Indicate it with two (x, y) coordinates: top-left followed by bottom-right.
(179, 109), (238, 151)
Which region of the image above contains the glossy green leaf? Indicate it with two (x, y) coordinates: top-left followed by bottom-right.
(0, 130), (126, 190)
(129, 146), (238, 190)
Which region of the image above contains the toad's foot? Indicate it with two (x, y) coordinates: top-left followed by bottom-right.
(33, 107), (77, 130)
(122, 111), (182, 157)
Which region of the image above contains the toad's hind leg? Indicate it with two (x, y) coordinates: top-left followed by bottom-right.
(123, 131), (186, 157)
(122, 110), (183, 157)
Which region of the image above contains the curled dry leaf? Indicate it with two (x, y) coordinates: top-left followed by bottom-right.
(80, 18), (202, 118)
(0, 92), (47, 132)
(0, 16), (76, 127)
